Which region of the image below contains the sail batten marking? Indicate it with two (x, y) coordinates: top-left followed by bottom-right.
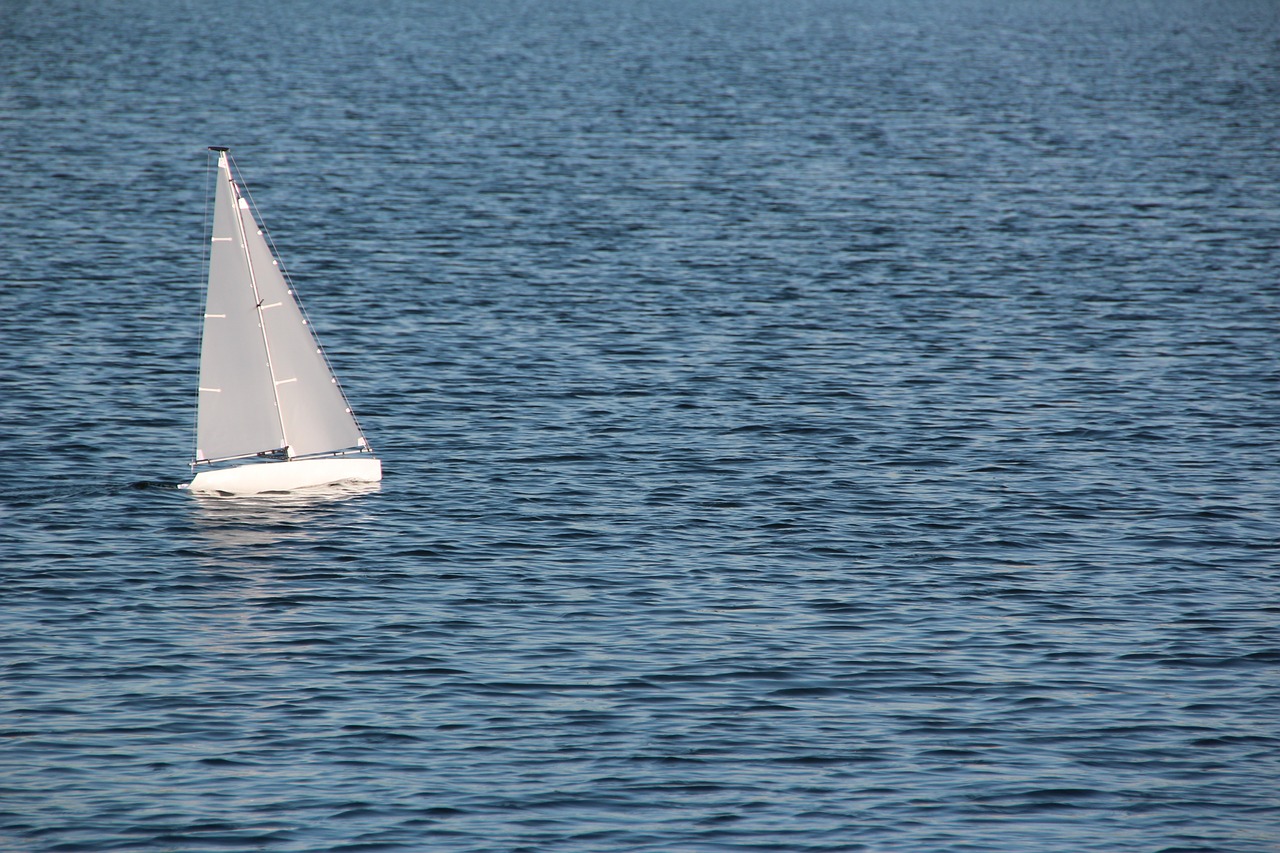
(260, 302), (283, 310)
(204, 313), (226, 318)
(211, 237), (232, 242)
(199, 387), (222, 393)
(275, 378), (298, 386)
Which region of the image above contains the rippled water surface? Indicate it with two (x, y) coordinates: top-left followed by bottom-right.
(2, 1), (1278, 850)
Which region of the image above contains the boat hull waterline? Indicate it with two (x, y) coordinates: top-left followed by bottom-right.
(188, 457), (381, 495)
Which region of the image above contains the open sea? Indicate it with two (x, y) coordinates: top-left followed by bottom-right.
(2, 1), (1278, 850)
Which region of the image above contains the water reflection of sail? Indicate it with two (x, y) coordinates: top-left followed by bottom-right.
(190, 480), (381, 551)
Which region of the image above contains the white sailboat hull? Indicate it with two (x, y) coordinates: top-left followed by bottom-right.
(188, 457), (381, 495)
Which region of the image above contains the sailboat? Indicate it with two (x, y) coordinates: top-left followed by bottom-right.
(186, 147), (381, 495)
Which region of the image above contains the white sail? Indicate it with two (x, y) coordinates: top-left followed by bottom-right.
(195, 151), (367, 464)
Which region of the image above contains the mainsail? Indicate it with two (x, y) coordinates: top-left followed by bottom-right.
(195, 150), (367, 464)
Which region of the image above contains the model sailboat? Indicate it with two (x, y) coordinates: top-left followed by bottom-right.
(187, 147), (381, 494)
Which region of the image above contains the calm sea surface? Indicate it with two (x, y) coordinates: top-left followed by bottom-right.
(2, 1), (1278, 850)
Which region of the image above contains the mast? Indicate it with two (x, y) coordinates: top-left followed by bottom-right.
(215, 147), (292, 457)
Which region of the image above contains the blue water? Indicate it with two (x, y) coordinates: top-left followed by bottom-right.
(3, 1), (1278, 850)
